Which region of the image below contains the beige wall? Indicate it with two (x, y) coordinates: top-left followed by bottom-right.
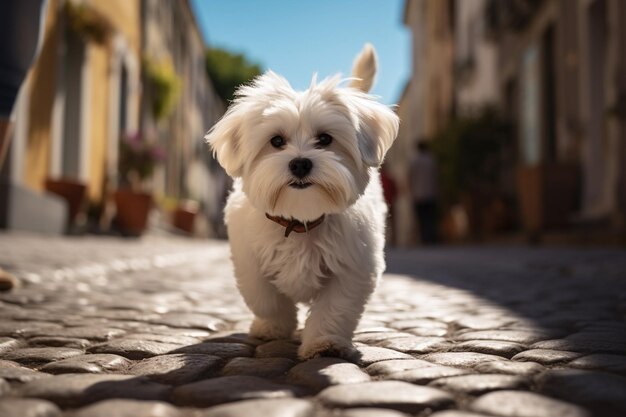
(87, 44), (109, 200)
(454, 0), (499, 113)
(20, 0), (142, 201)
(422, 0), (454, 138)
(87, 0), (141, 201)
(90, 0), (141, 56)
(23, 0), (60, 191)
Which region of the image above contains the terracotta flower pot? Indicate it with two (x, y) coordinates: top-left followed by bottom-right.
(114, 189), (152, 236)
(517, 163), (579, 235)
(172, 200), (199, 234)
(44, 178), (87, 225)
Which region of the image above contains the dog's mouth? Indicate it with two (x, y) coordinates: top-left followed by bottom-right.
(289, 181), (313, 189)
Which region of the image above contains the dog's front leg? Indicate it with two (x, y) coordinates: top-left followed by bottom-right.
(233, 251), (297, 341)
(298, 273), (375, 360)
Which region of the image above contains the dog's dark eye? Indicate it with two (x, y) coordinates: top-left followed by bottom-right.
(270, 135), (286, 148)
(317, 133), (333, 148)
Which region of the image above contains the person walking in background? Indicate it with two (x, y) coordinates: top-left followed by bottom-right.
(380, 164), (397, 246)
(0, 0), (48, 290)
(410, 141), (439, 244)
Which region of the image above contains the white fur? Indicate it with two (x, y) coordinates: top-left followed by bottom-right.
(206, 45), (399, 359)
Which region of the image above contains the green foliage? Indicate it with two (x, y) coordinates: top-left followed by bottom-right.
(205, 48), (262, 103)
(64, 1), (110, 44)
(143, 57), (182, 121)
(431, 108), (513, 205)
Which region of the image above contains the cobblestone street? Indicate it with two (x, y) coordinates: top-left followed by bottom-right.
(0, 233), (625, 417)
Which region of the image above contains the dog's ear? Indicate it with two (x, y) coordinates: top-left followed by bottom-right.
(350, 94), (399, 167)
(348, 43), (377, 93)
(205, 106), (245, 178)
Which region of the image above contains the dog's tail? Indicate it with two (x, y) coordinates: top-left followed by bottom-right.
(348, 43), (377, 93)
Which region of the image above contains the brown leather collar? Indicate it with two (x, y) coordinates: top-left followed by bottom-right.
(265, 213), (326, 237)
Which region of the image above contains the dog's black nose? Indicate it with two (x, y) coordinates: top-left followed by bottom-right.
(289, 158), (313, 178)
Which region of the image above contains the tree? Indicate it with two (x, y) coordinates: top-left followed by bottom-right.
(205, 48), (262, 103)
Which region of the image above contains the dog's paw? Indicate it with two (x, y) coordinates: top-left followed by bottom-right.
(298, 335), (358, 361)
(249, 317), (295, 341)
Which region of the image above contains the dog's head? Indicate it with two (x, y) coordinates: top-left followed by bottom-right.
(206, 44), (399, 221)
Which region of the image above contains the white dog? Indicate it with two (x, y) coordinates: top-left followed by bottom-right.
(206, 44), (399, 359)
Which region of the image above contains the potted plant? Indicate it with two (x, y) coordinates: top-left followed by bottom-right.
(114, 131), (165, 236)
(431, 108), (515, 240)
(143, 56), (182, 122)
(64, 1), (111, 45)
(172, 199), (200, 235)
(44, 178), (88, 231)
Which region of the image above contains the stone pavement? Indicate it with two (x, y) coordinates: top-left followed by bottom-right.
(0, 232), (625, 417)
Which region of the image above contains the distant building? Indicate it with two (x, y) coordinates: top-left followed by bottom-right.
(397, 0), (626, 243)
(454, 0), (499, 114)
(1, 0), (225, 236)
(488, 0), (626, 236)
(141, 0), (226, 235)
(1, 0), (142, 233)
(390, 0), (456, 245)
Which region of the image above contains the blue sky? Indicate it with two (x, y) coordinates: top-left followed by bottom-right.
(190, 0), (410, 104)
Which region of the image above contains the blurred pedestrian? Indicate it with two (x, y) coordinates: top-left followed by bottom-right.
(0, 0), (48, 290)
(380, 164), (397, 245)
(410, 141), (439, 244)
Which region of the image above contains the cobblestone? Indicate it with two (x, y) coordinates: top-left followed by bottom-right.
(172, 342), (255, 358)
(568, 353), (626, 374)
(128, 353), (222, 385)
(17, 374), (171, 407)
(511, 348), (582, 364)
(421, 352), (505, 368)
(72, 399), (180, 417)
(352, 346), (413, 366)
(1, 347), (84, 365)
(318, 380), (454, 413)
(1, 234), (625, 416)
(430, 412), (494, 417)
(429, 374), (528, 394)
(450, 340), (526, 358)
(0, 377), (9, 395)
(0, 360), (50, 382)
(455, 329), (554, 345)
(473, 360), (544, 376)
(0, 398), (62, 417)
(539, 369), (626, 416)
(377, 336), (451, 353)
(222, 357), (295, 379)
(171, 375), (299, 407)
(0, 338), (21, 354)
(22, 327), (126, 341)
(470, 390), (591, 417)
(88, 339), (180, 359)
(531, 338), (626, 354)
(27, 337), (91, 349)
(198, 398), (313, 417)
(287, 357), (369, 391)
(338, 408), (411, 417)
(385, 364), (471, 384)
(40, 354), (131, 374)
(365, 359), (434, 376)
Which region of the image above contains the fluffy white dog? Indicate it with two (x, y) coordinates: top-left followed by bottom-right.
(206, 44), (399, 359)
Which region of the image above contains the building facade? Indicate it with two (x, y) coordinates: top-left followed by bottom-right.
(454, 0), (499, 114)
(489, 0), (626, 234)
(397, 0), (626, 243)
(1, 0), (225, 235)
(141, 0), (226, 235)
(390, 0), (456, 245)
